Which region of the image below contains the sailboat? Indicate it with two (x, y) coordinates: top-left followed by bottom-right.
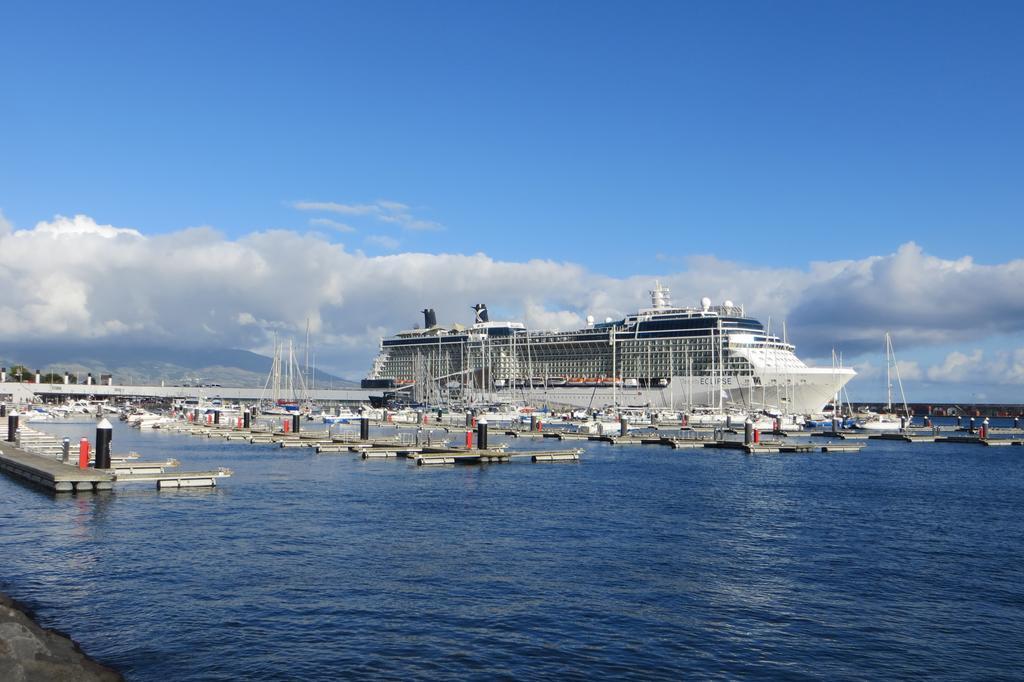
(259, 335), (312, 415)
(855, 332), (911, 431)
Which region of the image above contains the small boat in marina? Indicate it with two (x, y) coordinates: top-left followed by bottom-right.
(854, 332), (912, 431)
(124, 409), (174, 429)
(23, 407), (55, 422)
(854, 412), (906, 431)
(683, 407), (732, 428)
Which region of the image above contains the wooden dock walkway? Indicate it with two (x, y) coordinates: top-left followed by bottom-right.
(0, 441), (115, 492)
(703, 440), (864, 454)
(869, 433), (940, 443)
(936, 435), (1024, 447)
(414, 447), (583, 466)
(0, 440), (230, 492)
(809, 430), (871, 440)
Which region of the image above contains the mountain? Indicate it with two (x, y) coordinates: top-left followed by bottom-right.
(0, 342), (358, 388)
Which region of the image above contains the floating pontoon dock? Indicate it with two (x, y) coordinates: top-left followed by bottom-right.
(0, 423), (231, 492)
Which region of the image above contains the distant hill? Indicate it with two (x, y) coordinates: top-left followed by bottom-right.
(0, 342), (357, 388)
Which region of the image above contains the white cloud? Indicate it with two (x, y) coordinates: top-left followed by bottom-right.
(309, 218), (356, 233)
(2, 214), (1024, 382)
(895, 359), (923, 381)
(20, 213), (142, 239)
(364, 235), (400, 250)
(293, 199), (443, 231)
(292, 201), (377, 215)
(851, 359), (880, 381)
(926, 350), (983, 382)
(1006, 348), (1024, 383)
(788, 242), (1024, 355)
(376, 210), (442, 231)
(921, 347), (1024, 385)
(521, 299), (585, 331)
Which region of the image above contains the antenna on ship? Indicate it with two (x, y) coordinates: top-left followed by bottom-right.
(650, 281), (671, 310)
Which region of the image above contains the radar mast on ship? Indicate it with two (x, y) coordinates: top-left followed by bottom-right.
(650, 281), (672, 310)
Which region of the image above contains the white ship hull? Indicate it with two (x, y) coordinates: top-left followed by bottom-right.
(728, 367), (857, 416)
(475, 367), (854, 415)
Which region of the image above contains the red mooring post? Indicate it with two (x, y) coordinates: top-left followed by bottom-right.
(465, 429), (473, 448)
(78, 438), (90, 469)
(283, 418), (290, 433)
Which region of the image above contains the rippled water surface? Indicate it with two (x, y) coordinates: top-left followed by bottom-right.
(2, 421), (1024, 679)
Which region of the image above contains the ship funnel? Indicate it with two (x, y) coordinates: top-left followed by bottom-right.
(472, 304), (489, 323)
(421, 308), (437, 328)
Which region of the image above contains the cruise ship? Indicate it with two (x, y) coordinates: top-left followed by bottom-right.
(363, 283), (855, 415)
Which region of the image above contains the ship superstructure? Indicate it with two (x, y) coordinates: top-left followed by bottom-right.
(363, 283), (855, 414)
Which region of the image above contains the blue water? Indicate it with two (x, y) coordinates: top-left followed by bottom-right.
(2, 421), (1024, 679)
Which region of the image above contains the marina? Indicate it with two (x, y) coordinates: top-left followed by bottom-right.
(155, 415), (586, 466)
(1, 417), (1022, 680)
(4, 2), (1022, 679)
(6, 390), (940, 501)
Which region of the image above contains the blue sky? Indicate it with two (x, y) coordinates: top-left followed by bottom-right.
(1, 1), (1023, 400)
(3, 1), (1022, 270)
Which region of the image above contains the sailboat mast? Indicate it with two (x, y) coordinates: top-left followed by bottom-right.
(687, 353), (692, 411)
(611, 325), (617, 409)
(839, 351), (844, 416)
(717, 318), (723, 411)
(763, 316), (771, 410)
(272, 334), (281, 404)
(782, 320), (790, 412)
(288, 339), (294, 400)
(832, 348), (839, 412)
(888, 333), (910, 418)
(885, 332), (893, 411)
(669, 349), (675, 411)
